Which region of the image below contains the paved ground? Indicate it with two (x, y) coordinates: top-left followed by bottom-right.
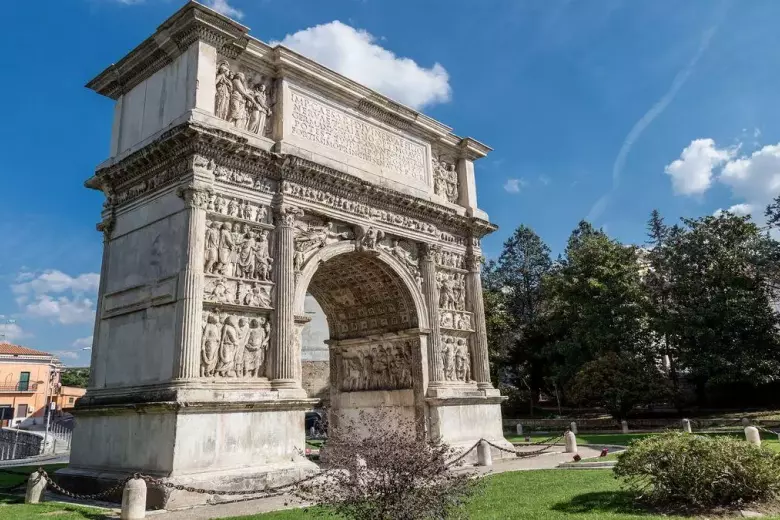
(149, 445), (604, 520)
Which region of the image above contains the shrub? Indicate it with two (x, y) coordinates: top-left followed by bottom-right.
(614, 432), (780, 511)
(295, 409), (482, 520)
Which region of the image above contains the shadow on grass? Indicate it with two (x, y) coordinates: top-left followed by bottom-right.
(0, 494), (113, 519)
(551, 490), (658, 516)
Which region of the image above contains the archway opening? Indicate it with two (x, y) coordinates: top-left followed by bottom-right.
(302, 250), (424, 441)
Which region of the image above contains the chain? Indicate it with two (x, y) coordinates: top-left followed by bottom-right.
(39, 468), (133, 500)
(445, 441), (481, 468)
(756, 425), (780, 437)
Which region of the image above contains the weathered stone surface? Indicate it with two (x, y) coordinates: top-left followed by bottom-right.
(69, 1), (507, 508)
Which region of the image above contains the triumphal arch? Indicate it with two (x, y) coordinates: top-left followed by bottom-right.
(63, 1), (512, 507)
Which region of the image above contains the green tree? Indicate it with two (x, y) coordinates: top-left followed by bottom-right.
(664, 212), (780, 399)
(545, 221), (654, 394)
(568, 353), (670, 420)
(60, 368), (90, 388)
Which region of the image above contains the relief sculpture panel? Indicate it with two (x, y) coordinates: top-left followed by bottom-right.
(201, 309), (270, 378)
(215, 60), (273, 137)
(289, 90), (428, 184)
(441, 335), (472, 383)
(432, 157), (459, 203)
(204, 218), (273, 282)
(337, 338), (416, 392)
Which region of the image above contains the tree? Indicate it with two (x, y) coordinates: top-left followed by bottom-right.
(60, 368), (90, 388)
(568, 353), (670, 419)
(295, 410), (482, 520)
(545, 221), (654, 394)
(482, 260), (513, 385)
(664, 212), (780, 399)
(489, 226), (553, 412)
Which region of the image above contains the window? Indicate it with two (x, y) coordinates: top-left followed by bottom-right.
(68, 397), (74, 404)
(16, 404), (28, 418)
(18, 372), (30, 392)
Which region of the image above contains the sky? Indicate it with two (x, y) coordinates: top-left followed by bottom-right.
(2, 0), (780, 366)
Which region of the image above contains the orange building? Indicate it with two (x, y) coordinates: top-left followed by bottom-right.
(0, 344), (60, 428)
(55, 386), (87, 410)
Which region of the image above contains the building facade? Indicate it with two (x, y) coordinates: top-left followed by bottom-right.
(0, 344), (59, 428)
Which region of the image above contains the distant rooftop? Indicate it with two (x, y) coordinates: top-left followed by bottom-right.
(0, 343), (53, 357)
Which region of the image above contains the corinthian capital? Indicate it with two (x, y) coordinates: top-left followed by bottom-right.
(177, 184), (210, 209)
(419, 243), (442, 263)
(274, 203), (304, 227)
(466, 251), (484, 273)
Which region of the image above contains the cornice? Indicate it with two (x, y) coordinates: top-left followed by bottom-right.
(85, 1), (248, 100)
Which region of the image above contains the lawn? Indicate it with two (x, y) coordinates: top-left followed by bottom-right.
(0, 464), (111, 520)
(230, 469), (780, 520)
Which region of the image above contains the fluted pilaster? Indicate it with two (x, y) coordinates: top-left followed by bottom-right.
(420, 244), (445, 385)
(173, 185), (209, 380)
(270, 203), (303, 388)
(466, 251), (492, 388)
(87, 216), (114, 388)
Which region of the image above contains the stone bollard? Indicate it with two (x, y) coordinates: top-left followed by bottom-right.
(25, 471), (47, 504)
(477, 440), (493, 467)
(682, 419), (692, 433)
(564, 431), (577, 454)
(745, 426), (761, 447)
(742, 417), (751, 427)
(516, 423), (523, 436)
(621, 420), (629, 434)
(570, 421), (578, 435)
(121, 477), (147, 520)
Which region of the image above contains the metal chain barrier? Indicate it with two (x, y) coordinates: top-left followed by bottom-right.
(38, 468), (133, 500)
(445, 441), (481, 468)
(756, 425), (780, 437)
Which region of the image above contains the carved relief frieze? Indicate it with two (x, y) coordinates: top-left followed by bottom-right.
(436, 271), (466, 311)
(215, 60), (274, 137)
(439, 309), (473, 332)
(201, 308), (270, 378)
(204, 218), (273, 281)
(293, 217), (354, 271)
(432, 157), (459, 204)
(213, 163), (275, 193)
(436, 249), (466, 271)
(289, 90), (427, 183)
(336, 338), (416, 392)
(203, 276), (273, 309)
(281, 180), (439, 238)
(114, 159), (188, 206)
(441, 335), (472, 383)
(206, 192), (269, 223)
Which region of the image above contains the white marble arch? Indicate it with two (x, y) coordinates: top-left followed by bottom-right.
(292, 240), (430, 332)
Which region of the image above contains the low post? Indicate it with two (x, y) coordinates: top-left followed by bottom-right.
(621, 420), (629, 434)
(477, 440), (493, 467)
(570, 421), (578, 435)
(25, 470), (47, 504)
(682, 419), (692, 433)
(741, 417), (751, 427)
(121, 477), (147, 520)
(564, 431), (577, 454)
(516, 423), (523, 436)
(745, 426), (761, 447)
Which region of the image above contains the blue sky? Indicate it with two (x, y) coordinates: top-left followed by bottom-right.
(2, 0), (780, 365)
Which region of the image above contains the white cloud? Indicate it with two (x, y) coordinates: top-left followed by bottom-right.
(504, 178), (527, 193)
(0, 322), (27, 343)
(719, 143), (780, 208)
(72, 336), (94, 349)
(665, 138), (734, 196)
(273, 21), (451, 110)
(204, 0), (243, 20)
(52, 350), (79, 361)
(24, 296), (95, 325)
(12, 270), (100, 297)
(713, 204), (754, 217)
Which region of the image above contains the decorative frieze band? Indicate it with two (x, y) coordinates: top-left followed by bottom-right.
(335, 338), (417, 392)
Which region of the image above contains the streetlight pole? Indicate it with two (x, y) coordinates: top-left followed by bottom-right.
(41, 364), (57, 455)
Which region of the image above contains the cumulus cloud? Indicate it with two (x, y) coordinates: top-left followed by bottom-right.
(204, 0), (243, 20)
(504, 178), (527, 193)
(719, 143), (780, 209)
(72, 336), (94, 349)
(52, 350), (80, 361)
(0, 322), (27, 343)
(11, 270), (99, 325)
(273, 21), (451, 110)
(664, 138), (734, 195)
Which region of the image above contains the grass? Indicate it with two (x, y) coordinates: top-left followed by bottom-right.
(230, 469), (780, 519)
(0, 464), (111, 519)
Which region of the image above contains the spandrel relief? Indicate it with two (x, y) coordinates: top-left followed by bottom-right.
(338, 338), (416, 392)
(441, 335), (472, 383)
(205, 218), (273, 282)
(215, 60), (274, 137)
(201, 309), (270, 378)
(378, 237), (422, 289)
(432, 157), (459, 204)
(293, 217), (354, 271)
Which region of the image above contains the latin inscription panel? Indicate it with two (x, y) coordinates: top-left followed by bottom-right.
(289, 90), (428, 185)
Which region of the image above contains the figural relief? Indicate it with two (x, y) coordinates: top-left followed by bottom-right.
(293, 218), (354, 271)
(213, 164), (275, 193)
(436, 250), (466, 270)
(439, 310), (473, 332)
(433, 158), (459, 204)
(378, 237), (423, 289)
(201, 309), (270, 378)
(281, 180), (439, 237)
(355, 225), (385, 252)
(441, 335), (472, 383)
(203, 277), (272, 308)
(204, 219), (273, 282)
(337, 339), (415, 392)
(437, 271), (466, 311)
(206, 193), (268, 223)
(215, 60), (273, 136)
